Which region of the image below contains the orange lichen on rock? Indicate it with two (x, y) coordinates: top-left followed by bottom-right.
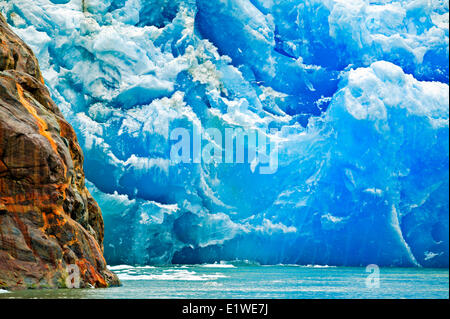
(16, 83), (59, 155)
(76, 259), (108, 288)
(0, 13), (119, 290)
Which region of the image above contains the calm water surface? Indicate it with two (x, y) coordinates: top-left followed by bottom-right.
(0, 264), (448, 299)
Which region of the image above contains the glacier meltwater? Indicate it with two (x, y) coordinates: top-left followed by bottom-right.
(1, 0), (448, 267)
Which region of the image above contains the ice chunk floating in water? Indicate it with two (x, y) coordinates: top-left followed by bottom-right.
(1, 0), (448, 267)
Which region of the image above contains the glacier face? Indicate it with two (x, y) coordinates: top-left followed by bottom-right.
(1, 0), (448, 267)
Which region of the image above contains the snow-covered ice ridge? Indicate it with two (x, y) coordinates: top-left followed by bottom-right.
(1, 0), (447, 267)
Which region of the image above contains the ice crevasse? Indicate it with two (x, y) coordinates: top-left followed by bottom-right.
(0, 0), (448, 267)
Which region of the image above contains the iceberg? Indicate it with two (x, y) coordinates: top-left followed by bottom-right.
(1, 0), (447, 267)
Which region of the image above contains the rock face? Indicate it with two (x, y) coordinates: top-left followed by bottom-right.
(0, 14), (119, 290)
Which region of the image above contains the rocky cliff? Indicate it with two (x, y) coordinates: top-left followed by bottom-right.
(0, 13), (119, 290)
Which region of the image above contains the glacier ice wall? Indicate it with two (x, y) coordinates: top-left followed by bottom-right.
(1, 0), (448, 267)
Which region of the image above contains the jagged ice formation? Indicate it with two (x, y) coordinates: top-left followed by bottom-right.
(1, 0), (448, 267)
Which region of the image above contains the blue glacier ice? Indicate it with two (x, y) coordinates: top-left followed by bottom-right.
(1, 0), (448, 267)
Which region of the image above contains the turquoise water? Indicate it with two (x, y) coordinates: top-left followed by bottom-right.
(0, 265), (448, 299)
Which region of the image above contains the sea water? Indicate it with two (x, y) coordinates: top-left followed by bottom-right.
(0, 265), (448, 299)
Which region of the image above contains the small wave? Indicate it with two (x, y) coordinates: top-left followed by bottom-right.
(203, 282), (223, 287)
(201, 262), (236, 268)
(0, 289), (9, 294)
(117, 269), (227, 281)
(116, 274), (155, 281)
(271, 264), (337, 268)
(108, 265), (133, 271)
